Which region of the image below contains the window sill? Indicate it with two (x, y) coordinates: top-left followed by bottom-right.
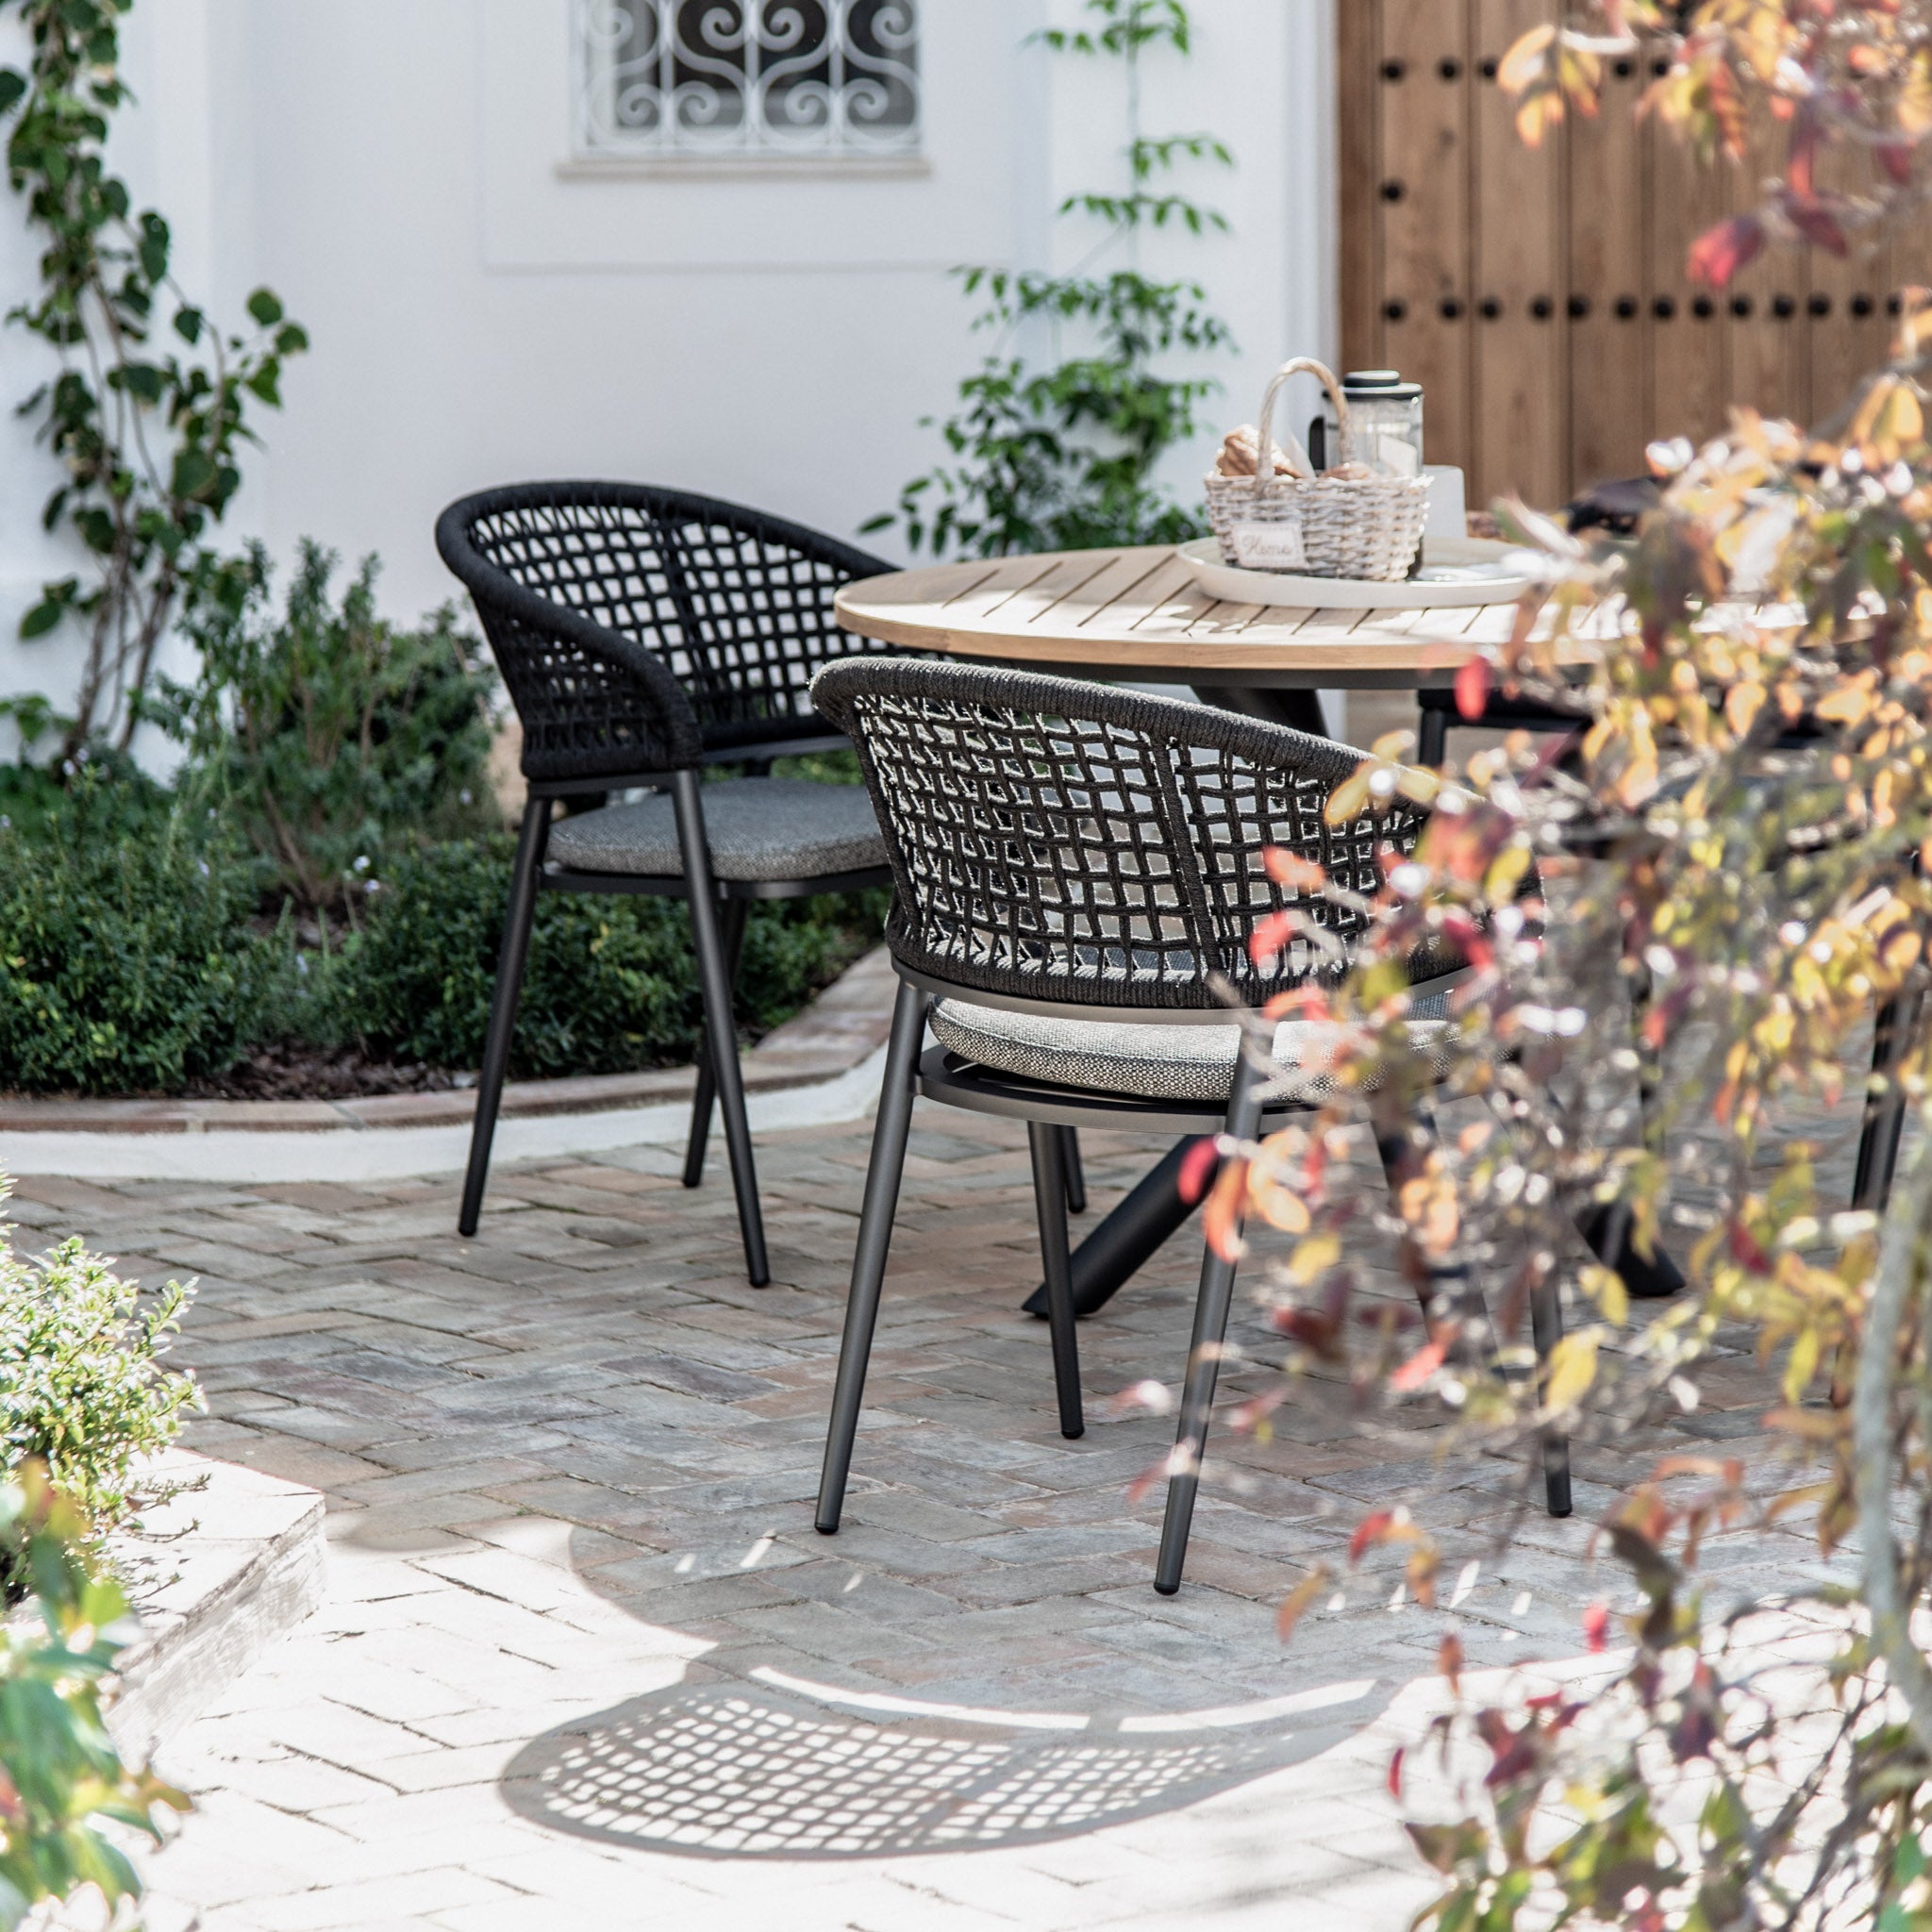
(556, 154), (932, 184)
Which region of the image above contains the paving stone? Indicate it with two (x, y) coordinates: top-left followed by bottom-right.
(46, 1088), (1860, 1927)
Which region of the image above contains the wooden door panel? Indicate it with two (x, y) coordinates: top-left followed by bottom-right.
(1567, 55), (1647, 487)
(1377, 0), (1474, 482)
(1644, 93), (1731, 450)
(1806, 136), (1890, 426)
(1473, 0), (1566, 508)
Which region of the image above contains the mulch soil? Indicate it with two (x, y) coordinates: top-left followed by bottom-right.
(182, 1043), (469, 1103)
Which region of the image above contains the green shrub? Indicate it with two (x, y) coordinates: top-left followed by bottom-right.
(338, 832), (885, 1078)
(0, 1467), (189, 1924)
(154, 541), (499, 918)
(0, 776), (278, 1093)
(0, 1194), (197, 1590)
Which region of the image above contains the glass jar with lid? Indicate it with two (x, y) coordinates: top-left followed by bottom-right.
(1307, 369), (1424, 477)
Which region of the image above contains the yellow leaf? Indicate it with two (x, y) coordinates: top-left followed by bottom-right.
(1496, 23), (1556, 97)
(1324, 768), (1373, 826)
(1515, 88), (1564, 149)
(1544, 1330), (1599, 1413)
(1580, 1262), (1629, 1328)
(1902, 49), (1932, 137)
(1724, 679), (1765, 738)
(1276, 1563), (1334, 1643)
(1249, 1173), (1311, 1235)
(1287, 1232), (1341, 1288)
(1782, 1326), (1821, 1402)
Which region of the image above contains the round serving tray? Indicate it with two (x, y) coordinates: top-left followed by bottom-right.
(1176, 535), (1531, 608)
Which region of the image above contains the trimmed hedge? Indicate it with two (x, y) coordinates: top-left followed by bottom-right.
(341, 833), (883, 1080)
(0, 774), (281, 1093)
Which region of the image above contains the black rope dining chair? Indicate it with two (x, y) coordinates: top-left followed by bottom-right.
(808, 658), (1572, 1597)
(435, 482), (903, 1287)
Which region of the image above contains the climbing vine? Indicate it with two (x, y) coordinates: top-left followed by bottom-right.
(871, 0), (1231, 558)
(0, 0), (308, 762)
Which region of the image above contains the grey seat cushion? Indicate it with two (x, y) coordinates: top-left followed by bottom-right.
(546, 779), (886, 883)
(929, 990), (1453, 1105)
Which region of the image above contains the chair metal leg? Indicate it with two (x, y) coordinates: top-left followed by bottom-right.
(1155, 1049), (1267, 1595)
(1059, 1126), (1087, 1215)
(673, 770), (769, 1288)
(1854, 986), (1925, 1212)
(816, 981), (927, 1534)
(458, 801), (550, 1238)
(1021, 1135), (1214, 1319)
(1530, 1272), (1574, 1518)
(682, 895), (750, 1190)
(1029, 1124), (1085, 1439)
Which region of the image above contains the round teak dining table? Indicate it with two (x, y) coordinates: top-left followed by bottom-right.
(833, 540), (1569, 741)
(830, 541), (1676, 1323)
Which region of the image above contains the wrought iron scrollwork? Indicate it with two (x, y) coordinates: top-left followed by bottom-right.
(575, 0), (920, 158)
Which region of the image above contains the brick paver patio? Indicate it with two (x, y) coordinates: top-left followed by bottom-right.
(8, 1077), (1854, 1930)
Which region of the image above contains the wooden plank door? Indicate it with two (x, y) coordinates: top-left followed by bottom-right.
(1339, 4), (1915, 505)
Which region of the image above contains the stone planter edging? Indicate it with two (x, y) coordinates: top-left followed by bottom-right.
(0, 948), (896, 1183)
(108, 1449), (325, 1763)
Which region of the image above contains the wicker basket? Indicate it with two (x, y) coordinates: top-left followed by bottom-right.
(1205, 358), (1431, 579)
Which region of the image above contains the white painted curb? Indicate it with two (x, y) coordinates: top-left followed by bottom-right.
(1, 1042), (889, 1185)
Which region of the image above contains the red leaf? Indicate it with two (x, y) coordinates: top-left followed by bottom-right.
(1388, 1746), (1406, 1799)
(1785, 118), (1817, 198)
(1783, 194), (1848, 258)
(1202, 1160), (1247, 1262)
(1438, 1630), (1464, 1693)
(1879, 139), (1917, 187)
(1727, 1218), (1773, 1274)
(1177, 1137), (1221, 1206)
(1273, 1306), (1339, 1353)
(1390, 1339), (1447, 1393)
(1349, 1509), (1395, 1563)
(1688, 214), (1765, 289)
(1454, 654), (1491, 723)
(1248, 908), (1295, 967)
(1583, 1601), (1609, 1653)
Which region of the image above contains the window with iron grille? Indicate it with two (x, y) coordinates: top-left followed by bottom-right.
(575, 1), (921, 162)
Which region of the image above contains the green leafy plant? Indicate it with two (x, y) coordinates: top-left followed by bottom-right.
(0, 1463), (190, 1926)
(0, 0), (308, 760)
(152, 542), (500, 922)
(0, 774), (279, 1092)
(872, 0), (1231, 557)
(338, 833), (885, 1078)
(0, 1188), (196, 1591)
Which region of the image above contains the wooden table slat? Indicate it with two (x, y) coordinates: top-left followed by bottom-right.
(934, 554), (1067, 624)
(1073, 557), (1199, 633)
(1039, 550), (1176, 629)
(978, 550), (1130, 629)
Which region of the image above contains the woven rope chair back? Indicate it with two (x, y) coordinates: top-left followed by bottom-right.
(436, 483), (893, 782)
(812, 658), (1430, 1014)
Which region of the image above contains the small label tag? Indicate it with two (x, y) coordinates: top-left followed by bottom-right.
(1231, 521), (1307, 572)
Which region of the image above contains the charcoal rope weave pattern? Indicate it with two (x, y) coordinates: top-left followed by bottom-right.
(436, 482), (895, 783)
(811, 659), (1435, 1011)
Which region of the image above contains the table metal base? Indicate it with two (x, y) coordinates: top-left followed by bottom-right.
(1020, 1137), (1685, 1319)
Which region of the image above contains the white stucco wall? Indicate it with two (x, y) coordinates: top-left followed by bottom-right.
(0, 0), (1335, 754)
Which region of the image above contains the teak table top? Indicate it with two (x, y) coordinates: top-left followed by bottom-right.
(834, 542), (1596, 691)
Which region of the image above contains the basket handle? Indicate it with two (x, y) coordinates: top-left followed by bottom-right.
(1254, 357), (1346, 487)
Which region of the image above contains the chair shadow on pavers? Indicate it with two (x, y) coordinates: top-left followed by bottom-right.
(501, 1673), (1390, 1859)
